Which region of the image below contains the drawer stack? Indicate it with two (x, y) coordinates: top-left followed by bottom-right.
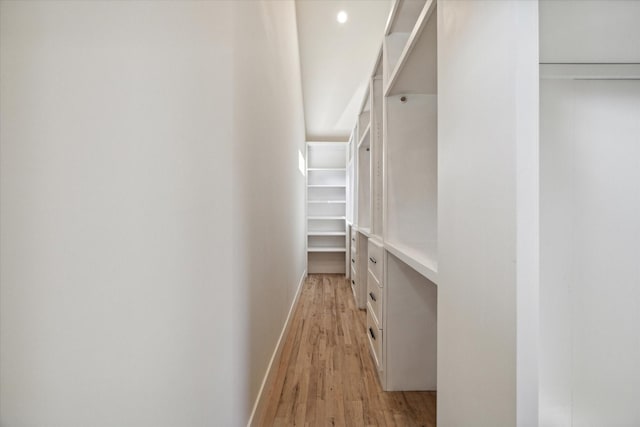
(349, 228), (357, 299)
(366, 238), (384, 372)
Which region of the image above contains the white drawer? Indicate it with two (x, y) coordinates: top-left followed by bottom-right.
(351, 242), (357, 260)
(366, 309), (383, 369)
(351, 228), (357, 242)
(367, 270), (383, 328)
(350, 252), (357, 271)
(367, 239), (383, 283)
(350, 266), (357, 288)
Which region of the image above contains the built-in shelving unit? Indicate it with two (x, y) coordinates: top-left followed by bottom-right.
(348, 0), (438, 393)
(383, 0), (427, 91)
(306, 142), (348, 274)
(349, 0), (640, 422)
(383, 0), (438, 274)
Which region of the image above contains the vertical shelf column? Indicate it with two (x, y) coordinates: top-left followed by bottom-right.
(306, 142), (348, 274)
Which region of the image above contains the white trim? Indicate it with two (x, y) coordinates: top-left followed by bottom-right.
(246, 269), (307, 427)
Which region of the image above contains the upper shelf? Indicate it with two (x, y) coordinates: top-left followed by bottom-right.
(385, 0), (437, 97)
(357, 123), (371, 149)
(385, 0), (428, 35)
(539, 63), (640, 80)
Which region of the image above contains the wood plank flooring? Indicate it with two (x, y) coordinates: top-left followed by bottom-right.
(260, 274), (436, 426)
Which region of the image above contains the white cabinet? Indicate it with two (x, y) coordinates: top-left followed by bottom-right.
(384, 253), (437, 391)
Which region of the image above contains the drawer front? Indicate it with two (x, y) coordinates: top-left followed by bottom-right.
(367, 270), (383, 328)
(351, 228), (357, 243)
(351, 241), (357, 259)
(366, 309), (383, 368)
(350, 267), (357, 290)
(367, 239), (383, 283)
(350, 252), (357, 270)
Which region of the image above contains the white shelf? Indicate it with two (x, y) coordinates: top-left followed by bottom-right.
(357, 123), (371, 149)
(384, 0), (427, 35)
(385, 0), (436, 96)
(308, 184), (346, 188)
(307, 216), (346, 220)
(307, 200), (346, 204)
(384, 240), (438, 284)
(307, 231), (346, 236)
(307, 168), (347, 171)
(308, 247), (347, 253)
(356, 227), (371, 238)
(540, 63), (640, 80)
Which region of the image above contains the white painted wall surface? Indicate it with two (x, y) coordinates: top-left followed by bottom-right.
(540, 0), (640, 64)
(437, 1), (538, 426)
(540, 79), (640, 427)
(0, 1), (306, 425)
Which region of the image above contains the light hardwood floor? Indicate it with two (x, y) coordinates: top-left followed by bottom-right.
(259, 274), (436, 426)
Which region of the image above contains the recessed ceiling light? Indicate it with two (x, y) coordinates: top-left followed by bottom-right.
(337, 10), (348, 24)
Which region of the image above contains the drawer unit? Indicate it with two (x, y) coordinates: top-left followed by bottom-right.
(367, 238), (383, 283)
(350, 266), (357, 292)
(367, 270), (383, 328)
(366, 309), (383, 369)
(350, 253), (357, 270)
(350, 227), (357, 243)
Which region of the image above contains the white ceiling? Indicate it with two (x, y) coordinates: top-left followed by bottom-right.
(295, 0), (392, 141)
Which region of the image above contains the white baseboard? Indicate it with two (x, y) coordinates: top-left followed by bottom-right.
(246, 269), (307, 427)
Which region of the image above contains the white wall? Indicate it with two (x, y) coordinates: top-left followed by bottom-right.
(0, 1), (306, 426)
(437, 1), (539, 426)
(229, 1), (308, 421)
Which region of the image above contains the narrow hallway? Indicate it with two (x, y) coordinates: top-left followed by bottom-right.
(260, 274), (436, 426)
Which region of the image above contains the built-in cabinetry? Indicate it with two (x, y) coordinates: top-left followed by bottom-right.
(348, 0), (438, 391)
(348, 0), (640, 423)
(306, 142), (347, 274)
